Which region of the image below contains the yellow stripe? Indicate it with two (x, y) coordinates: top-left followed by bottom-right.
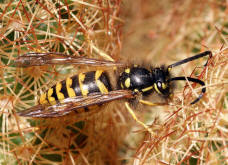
(125, 78), (130, 88)
(66, 78), (76, 97)
(162, 83), (167, 89)
(47, 88), (56, 105)
(79, 73), (88, 96)
(154, 84), (162, 94)
(97, 81), (109, 94)
(134, 89), (139, 93)
(95, 70), (109, 94)
(125, 68), (130, 73)
(56, 82), (65, 101)
(142, 86), (153, 92)
(120, 83), (124, 89)
(95, 70), (103, 80)
(39, 93), (48, 104)
(139, 99), (159, 106)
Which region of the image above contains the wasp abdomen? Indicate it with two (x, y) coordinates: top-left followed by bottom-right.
(39, 70), (112, 106)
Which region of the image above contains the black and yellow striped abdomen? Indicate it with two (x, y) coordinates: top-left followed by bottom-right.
(39, 70), (112, 105)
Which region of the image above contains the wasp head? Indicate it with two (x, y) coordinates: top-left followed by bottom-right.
(151, 67), (170, 96)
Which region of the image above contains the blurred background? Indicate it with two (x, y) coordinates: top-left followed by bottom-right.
(0, 0), (227, 164)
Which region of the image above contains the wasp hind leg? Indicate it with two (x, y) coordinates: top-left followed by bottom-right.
(124, 102), (154, 136)
(139, 99), (167, 106)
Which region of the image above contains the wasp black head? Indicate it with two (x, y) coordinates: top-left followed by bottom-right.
(118, 66), (171, 96)
(151, 67), (170, 96)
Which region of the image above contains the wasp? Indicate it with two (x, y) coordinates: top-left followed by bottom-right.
(16, 51), (212, 134)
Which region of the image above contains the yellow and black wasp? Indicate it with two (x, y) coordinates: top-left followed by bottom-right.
(16, 51), (212, 134)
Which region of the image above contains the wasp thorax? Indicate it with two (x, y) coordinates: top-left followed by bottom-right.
(118, 67), (154, 95)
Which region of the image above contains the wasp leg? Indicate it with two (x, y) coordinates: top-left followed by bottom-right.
(139, 99), (167, 106)
(125, 102), (154, 136)
(168, 51), (212, 70)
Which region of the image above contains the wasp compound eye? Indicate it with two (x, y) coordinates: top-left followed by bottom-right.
(157, 81), (162, 89)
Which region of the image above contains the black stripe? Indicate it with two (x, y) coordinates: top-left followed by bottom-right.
(51, 86), (58, 102)
(59, 80), (68, 98)
(99, 72), (112, 91)
(84, 71), (100, 94)
(72, 75), (82, 96)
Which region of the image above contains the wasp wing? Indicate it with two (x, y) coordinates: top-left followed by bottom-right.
(15, 52), (123, 67)
(17, 90), (133, 118)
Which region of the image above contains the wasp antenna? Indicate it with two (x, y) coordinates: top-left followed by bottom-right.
(168, 77), (206, 104)
(168, 51), (212, 70)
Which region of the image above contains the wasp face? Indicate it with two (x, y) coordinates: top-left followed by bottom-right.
(152, 68), (170, 96)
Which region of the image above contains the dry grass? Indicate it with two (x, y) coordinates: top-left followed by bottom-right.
(0, 0), (227, 165)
